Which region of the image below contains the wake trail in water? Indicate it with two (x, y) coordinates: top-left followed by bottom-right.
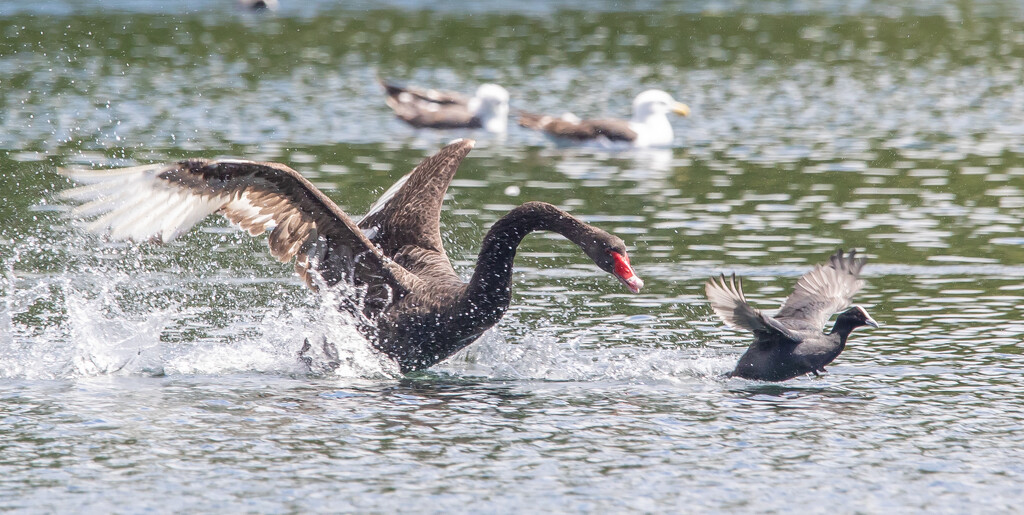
(438, 327), (732, 384)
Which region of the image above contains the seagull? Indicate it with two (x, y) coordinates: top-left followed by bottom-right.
(518, 89), (689, 148)
(380, 79), (510, 133)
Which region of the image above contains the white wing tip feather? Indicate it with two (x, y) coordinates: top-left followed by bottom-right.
(59, 164), (162, 183)
(61, 163), (228, 244)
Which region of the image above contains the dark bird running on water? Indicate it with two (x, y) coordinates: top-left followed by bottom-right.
(705, 250), (877, 382)
(518, 89), (690, 148)
(59, 140), (643, 373)
(380, 78), (510, 133)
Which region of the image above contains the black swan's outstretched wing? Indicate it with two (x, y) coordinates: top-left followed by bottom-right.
(773, 249), (867, 329)
(705, 273), (799, 343)
(60, 159), (419, 298)
(357, 139), (474, 280)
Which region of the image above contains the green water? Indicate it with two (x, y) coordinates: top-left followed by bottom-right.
(3, 1), (1024, 512)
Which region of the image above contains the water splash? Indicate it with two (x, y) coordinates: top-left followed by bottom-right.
(64, 289), (167, 377)
(438, 325), (733, 383)
(0, 269), (169, 379)
(0, 234), (401, 380)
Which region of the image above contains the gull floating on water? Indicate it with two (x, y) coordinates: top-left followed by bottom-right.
(519, 89), (690, 148)
(380, 78), (510, 133)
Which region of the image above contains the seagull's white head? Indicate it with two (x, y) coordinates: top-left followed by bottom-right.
(631, 89), (690, 124)
(628, 89), (690, 147)
(469, 83), (510, 133)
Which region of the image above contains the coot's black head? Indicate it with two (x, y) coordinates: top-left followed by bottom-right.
(582, 230), (643, 294)
(835, 305), (878, 331)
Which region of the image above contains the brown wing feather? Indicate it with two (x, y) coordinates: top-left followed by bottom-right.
(384, 96), (481, 129)
(358, 139), (475, 278)
(519, 112), (597, 140)
(60, 159), (417, 298)
(774, 249), (867, 329)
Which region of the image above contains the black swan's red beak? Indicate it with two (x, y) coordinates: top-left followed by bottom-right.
(609, 251), (643, 293)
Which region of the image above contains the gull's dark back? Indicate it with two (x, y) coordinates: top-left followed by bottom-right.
(379, 78), (480, 129)
(518, 113), (638, 143)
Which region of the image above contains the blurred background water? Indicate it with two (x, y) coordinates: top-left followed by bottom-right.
(3, 0), (1024, 511)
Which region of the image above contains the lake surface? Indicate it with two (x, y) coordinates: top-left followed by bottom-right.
(3, 0), (1024, 511)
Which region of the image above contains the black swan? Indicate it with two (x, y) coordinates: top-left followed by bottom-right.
(517, 89), (689, 148)
(60, 139), (643, 373)
(380, 78), (509, 133)
(705, 249), (876, 381)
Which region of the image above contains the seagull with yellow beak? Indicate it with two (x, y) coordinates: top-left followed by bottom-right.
(519, 89), (690, 148)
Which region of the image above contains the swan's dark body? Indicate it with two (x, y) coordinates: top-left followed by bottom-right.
(705, 250), (877, 381)
(366, 199), (631, 372)
(60, 140), (642, 373)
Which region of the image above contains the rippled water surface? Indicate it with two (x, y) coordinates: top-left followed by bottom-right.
(3, 0), (1024, 512)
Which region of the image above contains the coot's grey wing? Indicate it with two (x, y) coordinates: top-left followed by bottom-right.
(60, 159), (418, 298)
(774, 249), (867, 329)
(705, 273), (800, 343)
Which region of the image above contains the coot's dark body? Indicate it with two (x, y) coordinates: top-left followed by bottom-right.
(705, 250), (877, 381)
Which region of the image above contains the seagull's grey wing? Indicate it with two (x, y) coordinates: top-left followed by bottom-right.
(518, 112), (599, 140)
(585, 118), (639, 142)
(384, 95), (480, 129)
(774, 249), (867, 329)
(381, 79), (480, 129)
(705, 273), (799, 343)
(380, 78), (469, 105)
(518, 113), (637, 142)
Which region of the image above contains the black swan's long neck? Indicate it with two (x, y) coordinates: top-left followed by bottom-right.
(377, 202), (614, 374)
(464, 202), (593, 314)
